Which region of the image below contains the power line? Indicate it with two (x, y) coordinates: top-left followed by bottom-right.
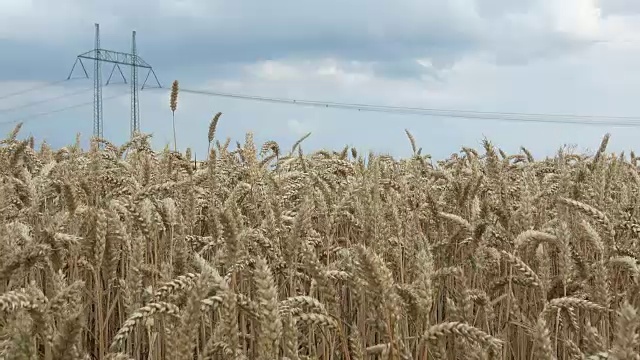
(0, 86), (93, 115)
(4, 77), (640, 130)
(0, 90), (129, 126)
(0, 78), (84, 101)
(180, 88), (640, 125)
(150, 87), (640, 127)
(182, 88), (640, 122)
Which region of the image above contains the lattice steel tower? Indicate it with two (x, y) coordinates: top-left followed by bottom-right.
(131, 31), (140, 136)
(68, 24), (161, 139)
(94, 24), (103, 140)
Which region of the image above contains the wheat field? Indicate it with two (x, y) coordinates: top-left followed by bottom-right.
(1, 117), (639, 360)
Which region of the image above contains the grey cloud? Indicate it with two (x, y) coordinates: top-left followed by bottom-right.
(0, 29), (473, 85)
(142, 33), (477, 71)
(126, 0), (597, 69)
(369, 60), (443, 81)
(600, 0), (640, 15)
(0, 0), (607, 81)
(0, 41), (73, 82)
(473, 0), (539, 18)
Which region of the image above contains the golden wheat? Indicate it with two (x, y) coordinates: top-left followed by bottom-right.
(2, 120), (640, 359)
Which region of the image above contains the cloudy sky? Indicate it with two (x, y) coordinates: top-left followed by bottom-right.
(1, 0), (640, 160)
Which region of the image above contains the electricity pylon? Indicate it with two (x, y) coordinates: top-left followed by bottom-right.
(67, 23), (161, 140)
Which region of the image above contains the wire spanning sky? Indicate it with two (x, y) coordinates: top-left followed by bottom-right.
(7, 83), (640, 127)
(2, 0), (640, 160)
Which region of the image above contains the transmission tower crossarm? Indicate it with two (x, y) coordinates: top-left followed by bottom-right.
(77, 49), (153, 69)
(106, 63), (127, 85)
(141, 68), (162, 89)
(67, 58), (90, 80)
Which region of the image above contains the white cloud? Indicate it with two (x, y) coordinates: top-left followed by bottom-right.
(545, 0), (601, 38)
(287, 119), (316, 137)
(1, 0), (33, 17)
